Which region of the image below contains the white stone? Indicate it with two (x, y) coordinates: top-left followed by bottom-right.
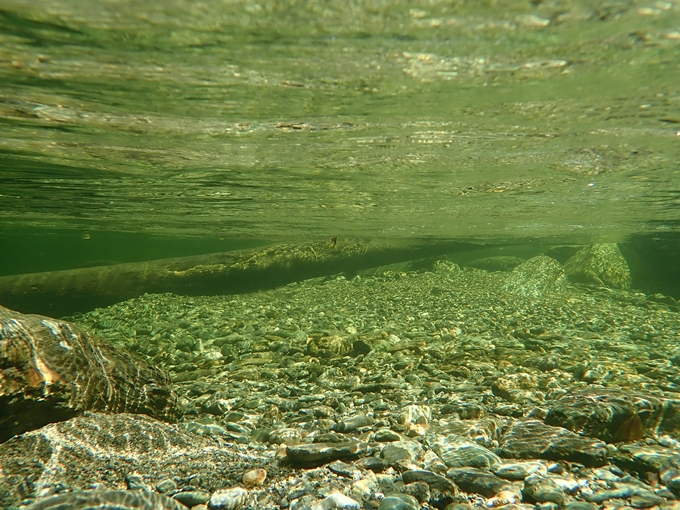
(209, 487), (248, 510)
(312, 492), (361, 510)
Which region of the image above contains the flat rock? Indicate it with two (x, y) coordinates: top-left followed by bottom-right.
(0, 412), (269, 509)
(544, 389), (670, 443)
(613, 443), (680, 473)
(401, 469), (458, 494)
(497, 419), (608, 467)
(445, 467), (510, 497)
(0, 306), (180, 443)
(284, 441), (369, 466)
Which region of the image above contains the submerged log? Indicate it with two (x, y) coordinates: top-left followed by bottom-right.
(0, 238), (481, 316)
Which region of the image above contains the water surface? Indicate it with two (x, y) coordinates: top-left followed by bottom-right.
(1, 0), (679, 245)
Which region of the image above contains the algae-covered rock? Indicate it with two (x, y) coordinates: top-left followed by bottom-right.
(503, 256), (567, 299)
(564, 243), (631, 290)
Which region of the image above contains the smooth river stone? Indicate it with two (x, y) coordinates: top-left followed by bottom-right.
(544, 388), (680, 443)
(445, 467), (510, 498)
(285, 441), (369, 466)
(401, 469), (457, 494)
(494, 461), (548, 480)
(497, 419), (608, 467)
(0, 305), (181, 443)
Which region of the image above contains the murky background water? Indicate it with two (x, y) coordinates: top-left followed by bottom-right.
(1, 0), (679, 273)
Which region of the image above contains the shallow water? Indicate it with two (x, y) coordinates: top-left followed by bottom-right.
(1, 0), (679, 250)
(4, 4), (680, 506)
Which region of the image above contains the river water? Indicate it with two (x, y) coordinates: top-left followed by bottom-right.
(4, 4), (680, 508)
(0, 0), (679, 269)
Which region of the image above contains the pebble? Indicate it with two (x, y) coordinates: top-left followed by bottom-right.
(447, 468), (511, 497)
(494, 461), (547, 480)
(242, 468), (267, 487)
(269, 427), (303, 444)
(172, 490), (210, 507)
(285, 442), (369, 466)
(332, 415), (373, 433)
(523, 475), (566, 505)
(401, 469), (457, 494)
(17, 253), (680, 510)
(209, 487), (248, 510)
(356, 456), (387, 473)
(661, 469), (680, 494)
(585, 487), (633, 503)
(374, 429), (401, 442)
(328, 460), (363, 479)
(487, 489), (522, 507)
(432, 434), (502, 469)
(313, 492), (361, 510)
(348, 473), (379, 502)
(630, 493), (667, 508)
(378, 493), (420, 510)
(124, 473), (150, 491)
(380, 442), (420, 466)
(564, 503), (598, 510)
(402, 481), (430, 503)
(157, 479), (178, 493)
(535, 502), (561, 510)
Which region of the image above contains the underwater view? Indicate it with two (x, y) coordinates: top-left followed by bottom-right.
(1, 0), (680, 509)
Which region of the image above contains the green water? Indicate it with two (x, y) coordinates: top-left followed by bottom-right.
(0, 227), (267, 276)
(1, 0), (679, 254)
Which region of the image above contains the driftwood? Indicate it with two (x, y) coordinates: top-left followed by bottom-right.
(0, 238), (480, 316)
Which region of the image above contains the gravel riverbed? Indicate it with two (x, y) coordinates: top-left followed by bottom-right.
(45, 258), (680, 510)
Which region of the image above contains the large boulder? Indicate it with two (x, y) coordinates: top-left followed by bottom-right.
(0, 306), (180, 443)
(564, 243), (632, 290)
(503, 256), (567, 300)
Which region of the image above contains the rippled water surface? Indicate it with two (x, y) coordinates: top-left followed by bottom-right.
(1, 0), (679, 244)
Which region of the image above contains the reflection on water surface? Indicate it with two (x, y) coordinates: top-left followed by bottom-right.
(0, 0), (678, 242)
